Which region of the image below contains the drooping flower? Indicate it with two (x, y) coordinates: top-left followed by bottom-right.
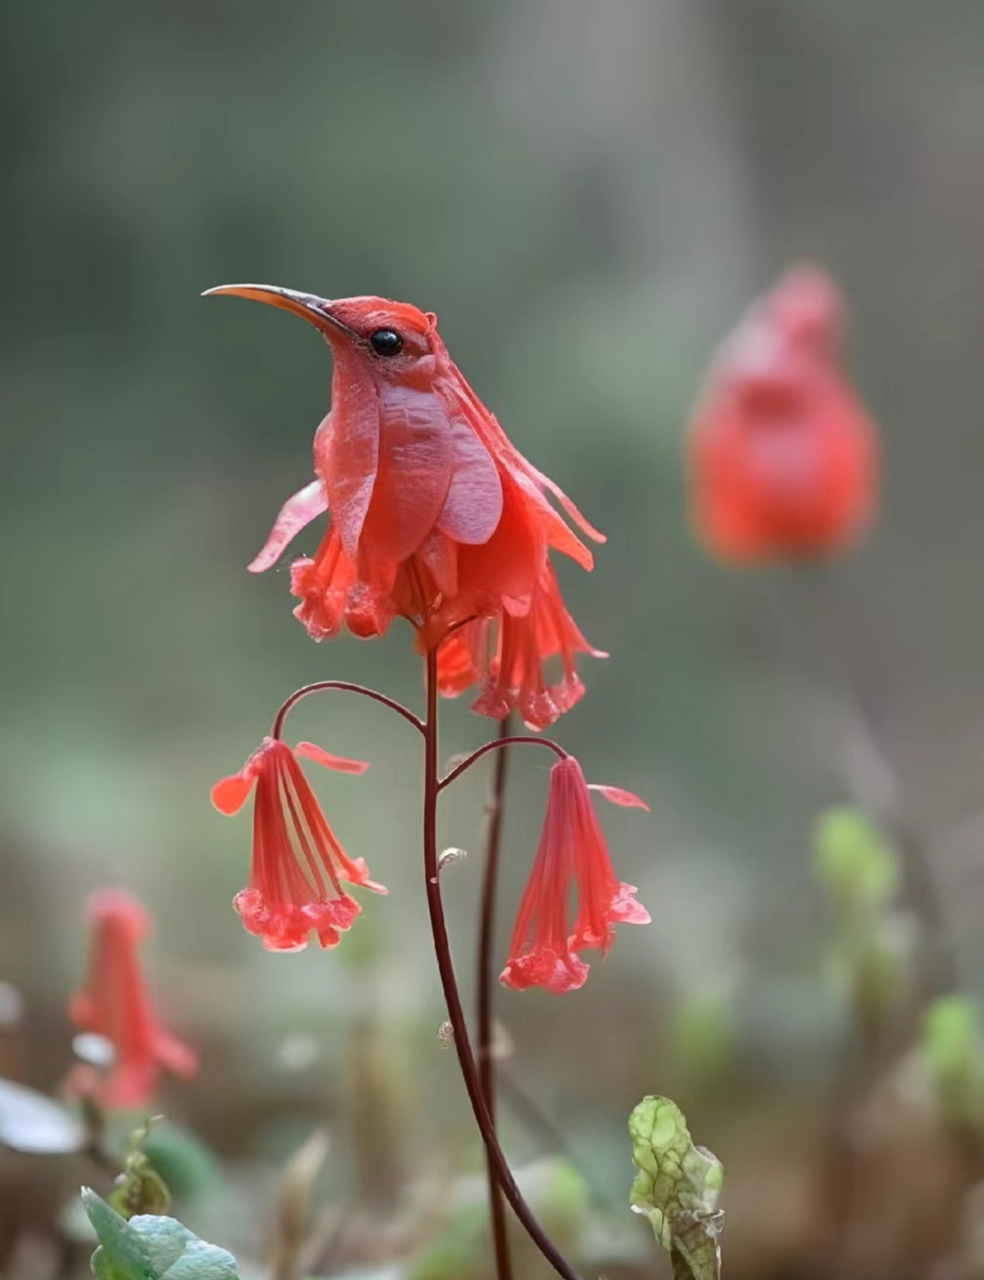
(688, 265), (879, 562)
(500, 756), (650, 993)
(211, 737), (385, 952)
(436, 562), (607, 730)
(205, 286), (605, 725)
(66, 890), (198, 1109)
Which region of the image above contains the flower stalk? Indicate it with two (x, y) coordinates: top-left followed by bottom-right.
(421, 650), (584, 1280)
(477, 714), (516, 1280)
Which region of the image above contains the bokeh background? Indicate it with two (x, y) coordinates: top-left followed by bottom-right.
(3, 2), (984, 1277)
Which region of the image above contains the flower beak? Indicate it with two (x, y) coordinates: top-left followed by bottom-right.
(202, 284), (356, 337)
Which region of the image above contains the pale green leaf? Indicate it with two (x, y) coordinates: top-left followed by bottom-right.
(628, 1096), (724, 1280)
(922, 995), (984, 1130)
(815, 807), (898, 917)
(82, 1189), (240, 1279)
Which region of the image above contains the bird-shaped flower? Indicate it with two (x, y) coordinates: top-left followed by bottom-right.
(500, 756), (650, 993)
(66, 890), (198, 1109)
(211, 736), (384, 951)
(688, 265), (879, 562)
(206, 286), (605, 727)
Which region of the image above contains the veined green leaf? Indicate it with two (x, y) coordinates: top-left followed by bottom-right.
(82, 1188), (240, 1279)
(628, 1096), (724, 1280)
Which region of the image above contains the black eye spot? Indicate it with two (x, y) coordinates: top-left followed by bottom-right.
(369, 328), (403, 356)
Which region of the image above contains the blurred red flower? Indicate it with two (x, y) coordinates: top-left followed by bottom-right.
(688, 265), (879, 562)
(207, 286), (605, 727)
(500, 756), (650, 993)
(212, 737), (385, 951)
(67, 890), (197, 1109)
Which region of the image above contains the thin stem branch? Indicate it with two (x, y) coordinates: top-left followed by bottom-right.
(272, 680), (424, 740)
(439, 734), (566, 791)
(421, 650), (583, 1280)
(477, 714), (515, 1280)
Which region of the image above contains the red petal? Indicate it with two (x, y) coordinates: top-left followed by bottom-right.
(248, 479), (328, 573)
(211, 773), (255, 815)
(588, 784), (650, 812)
(318, 381), (381, 556)
(531, 466), (607, 544)
(359, 384), (454, 562)
(154, 1031), (199, 1079)
(436, 420), (503, 544)
(294, 741), (370, 775)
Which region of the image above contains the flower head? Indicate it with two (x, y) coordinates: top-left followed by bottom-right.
(688, 265), (879, 562)
(206, 286), (605, 724)
(436, 563), (606, 730)
(67, 890), (198, 1109)
(212, 737), (384, 952)
(500, 756), (650, 993)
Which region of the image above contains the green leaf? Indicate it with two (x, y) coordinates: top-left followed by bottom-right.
(109, 1119), (172, 1219)
(628, 1096), (724, 1280)
(82, 1189), (240, 1279)
(141, 1124), (222, 1203)
(815, 807), (898, 917)
(922, 995), (984, 1131)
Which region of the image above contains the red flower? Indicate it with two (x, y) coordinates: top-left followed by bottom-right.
(500, 756), (650, 993)
(211, 737), (385, 952)
(67, 890), (197, 1109)
(436, 562), (607, 730)
(688, 265), (879, 562)
(206, 286), (604, 723)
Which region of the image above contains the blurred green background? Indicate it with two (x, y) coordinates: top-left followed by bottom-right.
(3, 2), (984, 1276)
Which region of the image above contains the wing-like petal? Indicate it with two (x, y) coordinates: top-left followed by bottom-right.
(248, 479), (328, 573)
(359, 385), (454, 562)
(436, 420), (503, 544)
(318, 365), (381, 556)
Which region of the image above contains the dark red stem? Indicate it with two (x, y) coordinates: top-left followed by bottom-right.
(271, 680), (424, 740)
(439, 734), (567, 791)
(422, 650), (583, 1280)
(477, 715), (515, 1280)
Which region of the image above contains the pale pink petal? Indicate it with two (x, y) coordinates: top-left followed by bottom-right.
(436, 421), (503, 544)
(248, 479), (328, 573)
(360, 384), (453, 562)
(588, 784), (650, 812)
(294, 741), (370, 774)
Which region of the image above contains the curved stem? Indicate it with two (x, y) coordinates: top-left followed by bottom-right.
(477, 715), (515, 1280)
(440, 735), (566, 792)
(272, 680), (424, 740)
(421, 650), (583, 1280)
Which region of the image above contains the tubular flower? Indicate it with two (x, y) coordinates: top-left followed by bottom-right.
(436, 562), (607, 730)
(206, 286), (605, 723)
(500, 756), (650, 994)
(67, 890), (198, 1109)
(211, 737), (385, 952)
(688, 264), (879, 562)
